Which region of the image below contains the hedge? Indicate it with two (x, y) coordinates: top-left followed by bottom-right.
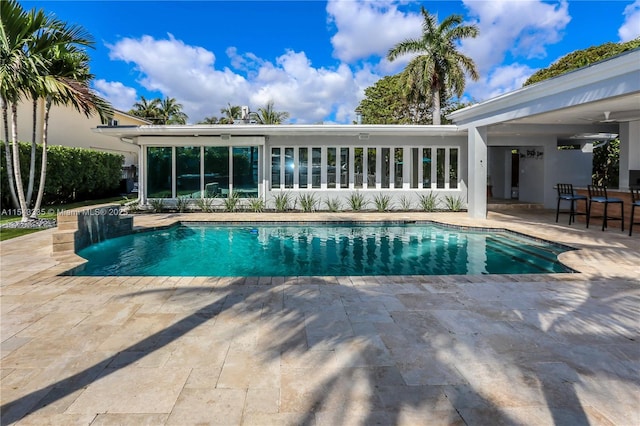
(1, 142), (124, 208)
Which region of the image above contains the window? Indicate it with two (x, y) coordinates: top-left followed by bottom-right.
(176, 146), (201, 197)
(204, 146), (229, 197)
(271, 148), (281, 189)
(367, 148), (376, 188)
(394, 148), (403, 188)
(437, 148), (446, 188)
(146, 147), (172, 198)
(354, 148), (364, 189)
(285, 147), (294, 188)
(450, 148), (458, 189)
(423, 148), (432, 188)
(312, 148), (321, 188)
(327, 147), (337, 188)
(381, 148), (390, 188)
(233, 147), (258, 197)
(340, 148), (350, 189)
(299, 147), (308, 188)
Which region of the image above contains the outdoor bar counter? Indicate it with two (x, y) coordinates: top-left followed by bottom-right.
(573, 187), (636, 229)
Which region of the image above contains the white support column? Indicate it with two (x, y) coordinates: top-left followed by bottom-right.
(468, 126), (488, 218)
(200, 146), (205, 198)
(139, 144), (146, 205)
(171, 146), (176, 198)
(376, 147), (382, 189)
(619, 120), (640, 188)
(349, 147), (355, 189)
(403, 146), (410, 189)
(321, 147), (327, 189)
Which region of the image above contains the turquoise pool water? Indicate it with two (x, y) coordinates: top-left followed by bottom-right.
(73, 223), (573, 276)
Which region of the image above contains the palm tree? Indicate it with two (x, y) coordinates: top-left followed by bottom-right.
(31, 47), (112, 219)
(157, 97), (187, 124)
(1, 0), (95, 221)
(387, 7), (479, 125)
(129, 96), (160, 123)
(255, 100), (289, 125)
(198, 116), (219, 124)
(219, 103), (241, 124)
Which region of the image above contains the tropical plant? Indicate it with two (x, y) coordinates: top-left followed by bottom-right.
(149, 198), (164, 213)
(273, 192), (293, 212)
(373, 194), (392, 212)
(347, 192), (367, 211)
(298, 193), (318, 212)
(255, 100), (290, 124)
(129, 96), (160, 123)
(198, 116), (219, 124)
(220, 103), (241, 124)
(324, 197), (342, 212)
(175, 195), (189, 213)
(398, 195), (413, 211)
(387, 6), (479, 125)
(444, 194), (465, 212)
(223, 191), (240, 212)
(0, 0), (110, 221)
(157, 97), (187, 124)
(195, 197), (215, 213)
(418, 192), (439, 212)
(247, 197), (265, 213)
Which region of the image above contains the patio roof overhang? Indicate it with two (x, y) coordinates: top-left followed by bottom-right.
(447, 48), (640, 137)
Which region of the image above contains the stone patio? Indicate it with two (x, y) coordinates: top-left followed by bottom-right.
(1, 210), (639, 425)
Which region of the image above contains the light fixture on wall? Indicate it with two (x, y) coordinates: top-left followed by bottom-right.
(358, 133), (369, 140)
(221, 134), (231, 140)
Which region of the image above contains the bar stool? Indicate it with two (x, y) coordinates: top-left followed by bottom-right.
(587, 185), (624, 231)
(555, 183), (588, 224)
(630, 185), (640, 236)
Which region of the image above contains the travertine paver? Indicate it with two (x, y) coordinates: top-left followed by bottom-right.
(1, 210), (639, 425)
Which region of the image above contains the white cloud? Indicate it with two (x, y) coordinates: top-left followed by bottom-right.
(619, 0), (640, 41)
(460, 0), (571, 75)
(327, 0), (422, 63)
(106, 35), (375, 124)
(466, 63), (536, 101)
(92, 79), (137, 112)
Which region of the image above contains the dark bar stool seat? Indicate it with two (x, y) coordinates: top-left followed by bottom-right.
(555, 183), (588, 224)
(630, 186), (640, 236)
(587, 185), (624, 231)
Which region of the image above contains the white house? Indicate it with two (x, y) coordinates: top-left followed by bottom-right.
(94, 49), (640, 218)
(15, 100), (150, 169)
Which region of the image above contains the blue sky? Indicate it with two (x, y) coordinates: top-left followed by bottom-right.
(26, 0), (640, 124)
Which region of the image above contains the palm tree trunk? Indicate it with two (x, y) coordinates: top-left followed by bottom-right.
(31, 98), (50, 219)
(26, 98), (38, 205)
(2, 98), (20, 209)
(10, 103), (29, 222)
(432, 87), (441, 125)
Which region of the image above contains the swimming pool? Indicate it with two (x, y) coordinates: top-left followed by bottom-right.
(72, 222), (574, 276)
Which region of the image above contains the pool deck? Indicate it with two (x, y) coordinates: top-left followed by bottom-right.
(1, 210), (639, 425)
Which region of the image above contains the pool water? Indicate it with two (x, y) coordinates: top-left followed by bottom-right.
(73, 223), (574, 276)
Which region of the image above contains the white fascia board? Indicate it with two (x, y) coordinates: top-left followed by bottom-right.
(449, 49), (640, 127)
(93, 124), (463, 141)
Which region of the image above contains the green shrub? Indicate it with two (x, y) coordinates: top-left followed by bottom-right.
(247, 197), (265, 213)
(324, 197), (342, 212)
(196, 197), (215, 213)
(223, 191), (240, 212)
(273, 192), (293, 212)
(398, 195), (412, 211)
(418, 192), (438, 212)
(1, 142), (123, 208)
(347, 191), (367, 211)
(175, 196), (189, 213)
(444, 195), (465, 212)
(149, 198), (164, 213)
(373, 194), (392, 212)
(298, 193), (318, 212)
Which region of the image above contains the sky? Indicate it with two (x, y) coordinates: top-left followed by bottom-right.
(24, 0), (640, 124)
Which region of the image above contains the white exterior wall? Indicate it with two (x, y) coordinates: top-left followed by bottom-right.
(14, 100), (144, 167)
